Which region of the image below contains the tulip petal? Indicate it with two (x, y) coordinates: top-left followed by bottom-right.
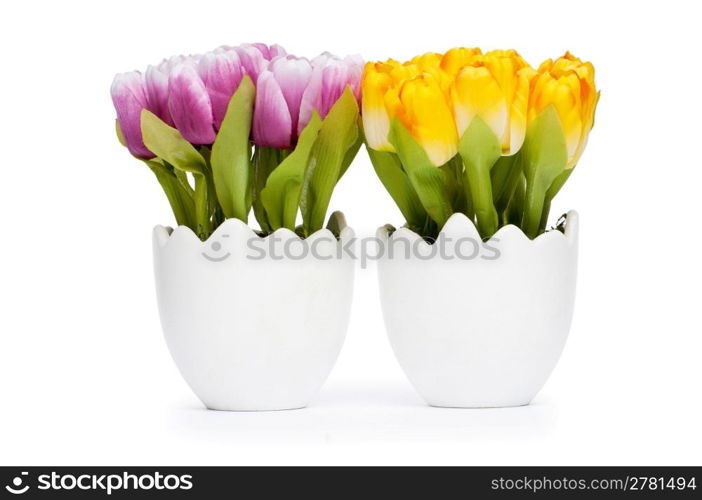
(253, 70), (293, 148)
(270, 56), (312, 137)
(269, 44), (288, 59)
(399, 74), (458, 166)
(343, 55), (364, 101)
(249, 43), (287, 60)
(167, 64), (216, 144)
(111, 71), (153, 158)
(361, 64), (394, 151)
(297, 67), (323, 136)
(440, 47), (482, 76)
(144, 64), (173, 126)
(251, 43), (272, 59)
(319, 62), (349, 117)
(297, 53), (363, 136)
(529, 53), (597, 167)
(452, 66), (508, 147)
(198, 51), (244, 129)
(532, 74), (582, 164)
(507, 68), (532, 155)
(234, 44), (268, 83)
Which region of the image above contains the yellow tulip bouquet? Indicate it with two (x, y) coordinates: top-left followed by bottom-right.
(362, 49), (598, 239)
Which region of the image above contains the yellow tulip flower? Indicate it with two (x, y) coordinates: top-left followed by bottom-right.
(440, 47), (482, 76)
(407, 52), (453, 91)
(387, 73), (458, 166)
(363, 48), (599, 239)
(528, 52), (598, 167)
(361, 61), (396, 151)
(362, 59), (457, 166)
(450, 49), (534, 155)
(409, 52), (443, 71)
(362, 59), (426, 151)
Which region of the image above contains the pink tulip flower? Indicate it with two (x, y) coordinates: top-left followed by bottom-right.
(298, 53), (363, 135)
(250, 42), (287, 60)
(167, 62), (216, 145)
(111, 71), (153, 158)
(112, 43), (288, 150)
(198, 51), (244, 129)
(253, 55), (312, 148)
(145, 56), (188, 127)
(252, 52), (363, 149)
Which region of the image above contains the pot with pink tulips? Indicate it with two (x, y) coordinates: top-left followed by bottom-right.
(112, 43), (362, 411)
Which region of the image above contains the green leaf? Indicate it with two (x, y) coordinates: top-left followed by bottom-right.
(492, 152), (524, 219)
(301, 87), (360, 236)
(251, 147), (282, 233)
(143, 159), (195, 228)
(388, 117), (453, 228)
(491, 155), (513, 199)
(367, 146), (427, 229)
(210, 75), (255, 223)
(338, 119), (364, 180)
(458, 116), (501, 238)
(441, 155), (467, 216)
(520, 105), (568, 238)
(141, 109), (211, 239)
(261, 112), (323, 230)
(174, 169), (194, 199)
(539, 167), (573, 232)
(505, 173), (526, 227)
(115, 120), (126, 147)
(141, 110), (207, 174)
(199, 146), (220, 218)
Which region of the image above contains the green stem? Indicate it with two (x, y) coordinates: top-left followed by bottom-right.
(252, 147), (281, 233)
(199, 146), (220, 220)
(457, 117), (501, 238)
(174, 170), (194, 199)
(491, 155), (515, 204)
(493, 153), (523, 216)
(521, 176), (547, 239)
(213, 205), (225, 228)
(420, 215), (438, 241)
(518, 106), (569, 239)
(538, 198), (552, 234)
(160, 177), (192, 228)
(193, 173), (211, 240)
(462, 168), (474, 221)
(448, 155), (469, 216)
(464, 162), (498, 238)
(505, 174), (526, 227)
(145, 160), (195, 229)
(539, 168), (574, 232)
(367, 147), (427, 229)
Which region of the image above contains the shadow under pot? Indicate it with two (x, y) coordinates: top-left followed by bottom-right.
(377, 211), (579, 408)
(152, 214), (355, 411)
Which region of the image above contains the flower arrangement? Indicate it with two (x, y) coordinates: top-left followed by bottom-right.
(112, 43), (363, 240)
(112, 45), (598, 242)
(111, 43), (599, 410)
(362, 49), (598, 239)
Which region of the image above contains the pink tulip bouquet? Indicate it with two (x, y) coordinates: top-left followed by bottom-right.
(112, 43), (363, 240)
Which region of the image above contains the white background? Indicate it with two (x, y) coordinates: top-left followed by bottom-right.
(0, 0), (700, 466)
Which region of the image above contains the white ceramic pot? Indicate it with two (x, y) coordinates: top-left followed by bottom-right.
(153, 215), (355, 411)
(377, 211), (579, 408)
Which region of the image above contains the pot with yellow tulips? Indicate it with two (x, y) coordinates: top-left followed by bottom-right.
(365, 49), (598, 407)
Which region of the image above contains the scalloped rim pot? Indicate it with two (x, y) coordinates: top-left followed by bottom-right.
(377, 211), (579, 408)
(153, 216), (355, 411)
